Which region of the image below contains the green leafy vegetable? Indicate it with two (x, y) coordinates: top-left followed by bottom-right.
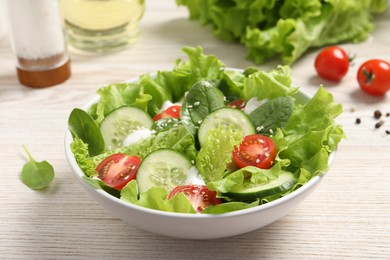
(82, 176), (120, 198)
(68, 108), (105, 157)
(70, 138), (97, 177)
(243, 66), (297, 100)
(202, 200), (259, 214)
(278, 86), (345, 182)
(153, 46), (226, 102)
(120, 181), (196, 213)
(180, 80), (226, 136)
(21, 146), (54, 190)
(248, 96), (294, 135)
(177, 0), (388, 64)
(196, 126), (243, 183)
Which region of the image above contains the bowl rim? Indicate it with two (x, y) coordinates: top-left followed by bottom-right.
(64, 68), (329, 219)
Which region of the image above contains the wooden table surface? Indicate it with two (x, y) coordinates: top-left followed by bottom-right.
(1, 1), (389, 259)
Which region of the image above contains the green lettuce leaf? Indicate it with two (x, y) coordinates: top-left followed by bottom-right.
(279, 86), (345, 182)
(243, 66), (298, 100)
(120, 180), (196, 213)
(202, 200), (259, 214)
(70, 138), (97, 177)
(196, 126), (243, 183)
(153, 46), (226, 102)
(177, 0), (388, 64)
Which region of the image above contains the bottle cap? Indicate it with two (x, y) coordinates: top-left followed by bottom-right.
(16, 59), (71, 88)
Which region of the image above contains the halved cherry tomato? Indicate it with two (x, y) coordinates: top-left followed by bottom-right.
(96, 153), (141, 190)
(315, 46), (350, 81)
(168, 185), (222, 213)
(357, 59), (390, 96)
(232, 134), (276, 169)
(153, 105), (181, 121)
(227, 99), (246, 110)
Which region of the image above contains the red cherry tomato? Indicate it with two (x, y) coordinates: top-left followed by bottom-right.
(357, 59), (390, 96)
(167, 185), (222, 213)
(232, 134), (276, 169)
(153, 105), (181, 121)
(315, 46), (350, 81)
(96, 153), (141, 190)
(227, 99), (246, 110)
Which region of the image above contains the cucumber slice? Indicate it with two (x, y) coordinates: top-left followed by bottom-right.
(100, 106), (153, 150)
(225, 171), (296, 202)
(137, 149), (193, 193)
(198, 107), (255, 146)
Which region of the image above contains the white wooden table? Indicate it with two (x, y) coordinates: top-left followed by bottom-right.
(1, 1), (389, 259)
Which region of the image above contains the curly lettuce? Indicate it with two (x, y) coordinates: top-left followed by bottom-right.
(177, 0), (388, 64)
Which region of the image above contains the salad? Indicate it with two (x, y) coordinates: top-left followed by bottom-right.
(68, 47), (345, 214)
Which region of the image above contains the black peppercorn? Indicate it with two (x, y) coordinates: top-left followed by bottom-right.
(374, 110), (382, 119)
(375, 120), (384, 129)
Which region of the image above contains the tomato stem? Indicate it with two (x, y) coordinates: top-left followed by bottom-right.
(362, 67), (375, 84)
(348, 53), (356, 66)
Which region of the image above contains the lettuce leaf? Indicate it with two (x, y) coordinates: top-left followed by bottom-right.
(177, 0), (388, 64)
(121, 180), (196, 213)
(279, 86), (345, 183)
(196, 126), (243, 183)
(243, 66), (298, 100)
(70, 138), (97, 177)
(153, 46), (226, 102)
(202, 200), (259, 214)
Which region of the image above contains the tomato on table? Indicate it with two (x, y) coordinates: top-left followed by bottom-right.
(357, 59), (390, 96)
(314, 46), (350, 81)
(232, 134), (276, 169)
(153, 105), (181, 121)
(227, 99), (246, 110)
(96, 153), (141, 190)
(168, 185), (222, 213)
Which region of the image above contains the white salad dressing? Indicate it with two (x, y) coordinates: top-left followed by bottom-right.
(185, 166), (205, 185)
(160, 100), (182, 111)
(244, 97), (268, 115)
(122, 128), (153, 146)
(160, 100), (175, 111)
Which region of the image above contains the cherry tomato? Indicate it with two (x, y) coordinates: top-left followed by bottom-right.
(227, 99), (246, 110)
(96, 153), (141, 190)
(314, 46), (350, 81)
(153, 105), (181, 121)
(167, 185), (222, 213)
(232, 134), (276, 169)
(357, 59), (390, 96)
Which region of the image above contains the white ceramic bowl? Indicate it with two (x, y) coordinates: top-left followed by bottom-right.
(65, 74), (333, 240)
